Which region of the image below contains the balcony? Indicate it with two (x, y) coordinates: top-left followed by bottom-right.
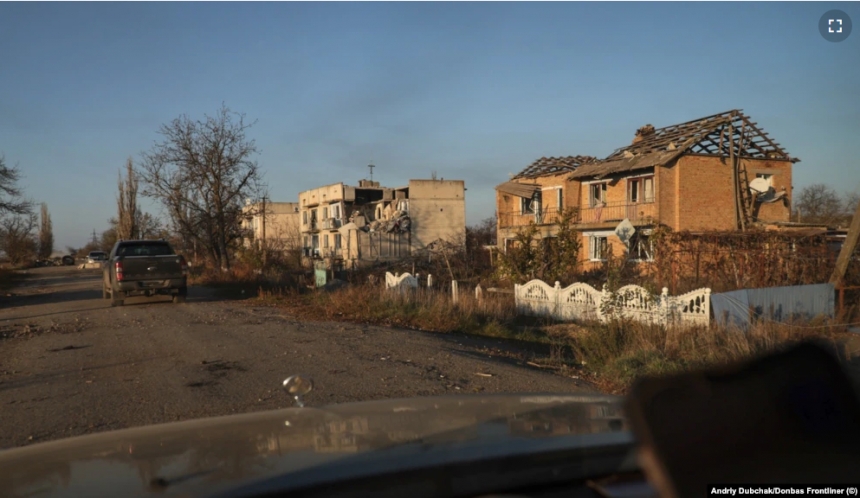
(498, 202), (657, 229)
(579, 200), (657, 224)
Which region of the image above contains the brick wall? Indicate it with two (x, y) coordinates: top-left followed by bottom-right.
(676, 155), (737, 231)
(674, 155), (794, 231)
(658, 163), (678, 230)
(496, 173), (577, 246)
(747, 159), (793, 222)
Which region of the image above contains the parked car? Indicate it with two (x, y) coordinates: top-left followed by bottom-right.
(62, 255), (75, 266)
(86, 251), (108, 264)
(102, 239), (189, 306)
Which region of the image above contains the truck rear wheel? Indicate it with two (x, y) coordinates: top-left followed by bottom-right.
(172, 286), (187, 304)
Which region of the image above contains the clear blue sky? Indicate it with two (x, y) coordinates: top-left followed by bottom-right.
(1, 2), (858, 249)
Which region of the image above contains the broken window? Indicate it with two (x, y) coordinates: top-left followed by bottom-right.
(521, 191), (541, 215)
(628, 233), (654, 262)
(589, 183), (607, 207)
(756, 173), (773, 187)
(589, 235), (609, 261)
(628, 176), (654, 203)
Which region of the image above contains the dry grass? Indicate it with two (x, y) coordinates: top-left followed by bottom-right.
(565, 318), (851, 392)
(260, 284), (552, 343)
(258, 282), (857, 393)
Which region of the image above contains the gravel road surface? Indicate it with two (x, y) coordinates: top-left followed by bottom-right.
(0, 266), (593, 449)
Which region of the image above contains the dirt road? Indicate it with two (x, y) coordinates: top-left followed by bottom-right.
(0, 266), (592, 449)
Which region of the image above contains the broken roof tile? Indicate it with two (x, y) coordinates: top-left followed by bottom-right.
(511, 155), (598, 180)
(569, 110), (800, 180)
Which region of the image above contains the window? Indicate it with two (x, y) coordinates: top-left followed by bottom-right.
(311, 235), (319, 249)
(323, 234), (329, 248)
(334, 234), (342, 250)
(521, 191), (541, 215)
(303, 236), (308, 248)
(557, 188), (563, 211)
(629, 233), (653, 262)
(302, 211), (308, 226)
(322, 207), (329, 220)
(589, 235), (609, 261)
(333, 204), (341, 220)
(628, 176), (654, 203)
(117, 243), (174, 257)
(589, 183), (607, 207)
(756, 173), (773, 187)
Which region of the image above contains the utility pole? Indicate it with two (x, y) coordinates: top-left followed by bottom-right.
(368, 162), (375, 182)
(261, 195), (268, 267)
(92, 229), (98, 245)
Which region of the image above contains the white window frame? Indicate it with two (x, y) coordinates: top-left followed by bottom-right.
(584, 230), (613, 262)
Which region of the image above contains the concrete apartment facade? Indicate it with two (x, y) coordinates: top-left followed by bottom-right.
(299, 178), (466, 268)
(496, 110), (798, 270)
(241, 201), (302, 251)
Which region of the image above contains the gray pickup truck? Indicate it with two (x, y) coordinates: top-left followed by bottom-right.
(102, 239), (189, 306)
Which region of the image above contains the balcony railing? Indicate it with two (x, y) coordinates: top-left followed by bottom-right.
(579, 200), (657, 224)
(499, 201), (657, 228)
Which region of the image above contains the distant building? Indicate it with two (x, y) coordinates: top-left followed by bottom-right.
(299, 178), (466, 268)
(241, 201), (301, 252)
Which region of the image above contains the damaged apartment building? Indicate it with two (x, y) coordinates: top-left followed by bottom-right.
(299, 177), (466, 269)
(496, 109), (799, 270)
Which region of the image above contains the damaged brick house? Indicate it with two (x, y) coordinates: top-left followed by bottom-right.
(299, 178), (466, 269)
(496, 110), (799, 271)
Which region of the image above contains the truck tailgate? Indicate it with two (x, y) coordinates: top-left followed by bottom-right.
(119, 255), (184, 280)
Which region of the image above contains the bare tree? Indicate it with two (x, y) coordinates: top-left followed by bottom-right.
(0, 212), (37, 265)
(116, 158), (139, 240)
(0, 156), (33, 217)
(794, 184), (844, 226)
(100, 227), (118, 253)
(138, 212), (166, 239)
(139, 104), (263, 270)
(38, 203), (53, 259)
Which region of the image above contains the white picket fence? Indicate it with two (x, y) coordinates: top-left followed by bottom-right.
(515, 280), (711, 327)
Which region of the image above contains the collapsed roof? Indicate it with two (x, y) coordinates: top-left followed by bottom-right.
(569, 110), (800, 180)
(496, 156), (598, 198)
(511, 156), (598, 180)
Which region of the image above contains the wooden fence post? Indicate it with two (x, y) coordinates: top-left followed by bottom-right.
(427, 274), (433, 288)
(452, 280), (459, 304)
(475, 284), (483, 301)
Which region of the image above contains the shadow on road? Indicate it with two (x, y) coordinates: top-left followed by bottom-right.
(0, 355), (171, 393)
(0, 288), (102, 310)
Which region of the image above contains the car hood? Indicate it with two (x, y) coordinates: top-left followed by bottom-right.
(0, 393), (631, 498)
